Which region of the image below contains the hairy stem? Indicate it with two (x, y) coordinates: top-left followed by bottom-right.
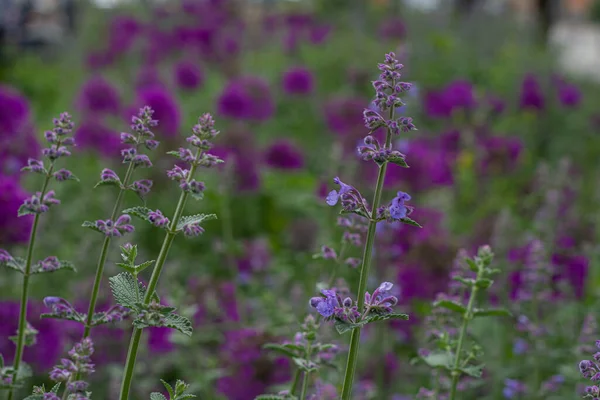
(289, 369), (301, 395)
(340, 108), (394, 400)
(449, 272), (481, 400)
(8, 164), (55, 400)
(118, 153), (200, 400)
(83, 162), (136, 338)
(300, 339), (313, 400)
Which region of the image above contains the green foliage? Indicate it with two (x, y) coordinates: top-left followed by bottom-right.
(334, 313), (409, 334)
(0, 256), (26, 274)
(176, 214), (218, 232)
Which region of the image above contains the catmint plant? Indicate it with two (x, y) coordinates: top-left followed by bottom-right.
(314, 52), (418, 399)
(150, 379), (196, 400)
(0, 113), (78, 400)
(116, 113), (223, 399)
(417, 246), (511, 400)
(578, 340), (600, 399)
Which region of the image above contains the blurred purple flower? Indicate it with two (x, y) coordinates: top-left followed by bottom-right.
(76, 75), (121, 116)
(378, 17), (406, 40)
(75, 119), (123, 157)
(556, 80), (581, 108)
(210, 145), (261, 192)
(281, 66), (314, 95)
(147, 327), (174, 353)
(135, 66), (163, 91)
(173, 60), (204, 91)
(217, 76), (274, 122)
(478, 135), (523, 174)
(136, 86), (181, 138)
(0, 175), (33, 244)
(423, 79), (476, 119)
(552, 253), (588, 299)
(107, 15), (143, 56)
(519, 74), (545, 111)
(263, 139), (304, 170)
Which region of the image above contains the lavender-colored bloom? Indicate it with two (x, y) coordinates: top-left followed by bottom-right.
(503, 379), (527, 398)
(378, 17), (406, 40)
(182, 222), (205, 237)
(100, 168), (119, 182)
(95, 215), (135, 237)
(364, 282), (399, 314)
(76, 75), (121, 116)
(148, 209), (170, 228)
(281, 66), (314, 95)
(388, 191), (411, 220)
(136, 86), (181, 138)
(310, 289), (338, 318)
(21, 190), (61, 214)
(556, 80), (581, 108)
(132, 154), (152, 168)
(130, 179), (152, 196)
(325, 177), (366, 212)
(180, 179), (205, 195)
(217, 76), (274, 122)
(263, 139), (304, 170)
(173, 60), (204, 90)
(49, 338), (95, 384)
(38, 256), (60, 272)
(53, 169), (74, 182)
(321, 245), (337, 260)
(519, 74), (545, 111)
(75, 119), (123, 158)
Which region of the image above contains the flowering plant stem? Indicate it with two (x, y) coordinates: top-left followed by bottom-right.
(118, 152), (200, 400)
(299, 339), (313, 400)
(340, 109), (394, 400)
(83, 163), (135, 338)
(449, 268), (481, 400)
(7, 165), (54, 400)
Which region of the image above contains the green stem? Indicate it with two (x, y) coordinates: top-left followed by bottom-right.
(7, 165), (54, 400)
(83, 163), (136, 338)
(118, 152), (200, 400)
(289, 369), (301, 395)
(449, 276), (480, 400)
(300, 340), (313, 400)
(340, 108), (394, 400)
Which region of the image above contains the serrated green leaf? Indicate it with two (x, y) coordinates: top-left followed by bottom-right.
(18, 204), (36, 217)
(122, 206), (154, 223)
(50, 383), (61, 393)
(452, 276), (475, 287)
(82, 220), (104, 233)
(151, 291), (160, 304)
(115, 262), (137, 274)
(163, 313), (193, 336)
(150, 393), (167, 400)
(473, 308), (512, 318)
(189, 192), (204, 201)
(399, 216), (422, 228)
(459, 364), (485, 378)
(334, 313), (409, 334)
(40, 312), (86, 324)
(466, 258), (478, 272)
(31, 259), (76, 275)
(135, 260), (155, 273)
(433, 299), (467, 315)
(388, 154), (409, 168)
(109, 272), (146, 309)
(56, 173), (79, 182)
(339, 208), (370, 220)
(94, 178), (121, 188)
(176, 214), (217, 231)
(161, 379), (175, 398)
(421, 351), (453, 369)
(334, 319), (357, 334)
(0, 256), (25, 273)
(263, 343), (302, 358)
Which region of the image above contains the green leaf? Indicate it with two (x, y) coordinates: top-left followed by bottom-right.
(56, 173), (79, 182)
(459, 364), (485, 378)
(473, 308), (512, 318)
(161, 379), (175, 399)
(94, 178), (121, 188)
(18, 204), (36, 217)
(122, 206), (154, 224)
(263, 343), (302, 358)
(399, 216), (422, 228)
(475, 278), (493, 289)
(150, 394), (167, 400)
(466, 258), (478, 272)
(387, 154), (409, 168)
(109, 272), (146, 309)
(452, 276), (475, 287)
(0, 256), (25, 273)
(433, 299), (467, 315)
(292, 357), (318, 372)
(135, 260), (155, 273)
(339, 208), (370, 220)
(31, 259), (76, 275)
(0, 353), (4, 368)
(334, 313), (409, 334)
(176, 214), (217, 231)
(420, 350), (453, 369)
(163, 313), (193, 337)
(82, 220), (104, 234)
(189, 192), (204, 201)
(40, 312), (86, 324)
(50, 383), (61, 393)
(334, 319), (357, 334)
(115, 262), (137, 274)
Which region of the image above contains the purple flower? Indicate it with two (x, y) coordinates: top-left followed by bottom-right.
(310, 289), (339, 318)
(263, 139), (304, 170)
(136, 86), (181, 138)
(519, 74), (545, 111)
(364, 282), (399, 314)
(423, 79), (475, 119)
(148, 209), (170, 228)
(217, 76), (274, 122)
(22, 190), (61, 214)
(503, 379), (527, 398)
(95, 215), (135, 237)
(100, 168), (119, 182)
(173, 60), (204, 91)
(388, 191), (411, 220)
(281, 66), (314, 95)
(182, 222), (205, 237)
(76, 75), (121, 116)
(556, 80), (581, 108)
(378, 17), (406, 40)
(130, 179), (152, 196)
(147, 327), (174, 353)
(325, 177), (366, 212)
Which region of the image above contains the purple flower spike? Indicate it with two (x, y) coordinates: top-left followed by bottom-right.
(148, 209), (170, 228)
(326, 177), (367, 213)
(96, 215), (134, 236)
(321, 245), (337, 260)
(43, 296), (77, 318)
(24, 158), (45, 174)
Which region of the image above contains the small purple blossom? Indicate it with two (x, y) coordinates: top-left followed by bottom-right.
(43, 297), (78, 318)
(100, 168), (120, 182)
(180, 179), (205, 195)
(167, 165), (189, 181)
(364, 282), (398, 314)
(95, 215), (134, 237)
(321, 245), (337, 260)
(132, 154), (152, 168)
(53, 169), (74, 182)
(22, 190), (61, 214)
(326, 177), (367, 213)
(23, 158), (45, 174)
(0, 249), (13, 263)
(130, 179), (152, 196)
(388, 191), (411, 220)
(148, 209), (170, 228)
(182, 222), (205, 237)
(37, 256), (60, 272)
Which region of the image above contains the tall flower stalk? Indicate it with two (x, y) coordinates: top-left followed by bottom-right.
(1, 113), (78, 400)
(82, 106), (159, 339)
(117, 113), (223, 400)
(309, 52), (418, 399)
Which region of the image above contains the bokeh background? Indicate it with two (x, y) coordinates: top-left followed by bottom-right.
(2, 0), (600, 399)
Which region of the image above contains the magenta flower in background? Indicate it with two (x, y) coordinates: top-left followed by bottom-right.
(173, 60), (205, 91)
(85, 50), (115, 71)
(519, 74), (545, 111)
(76, 75), (121, 116)
(0, 175), (33, 244)
(210, 145), (261, 192)
(324, 96), (366, 136)
(136, 86), (181, 138)
(75, 119), (123, 157)
(477, 135), (523, 174)
(0, 300), (64, 371)
(552, 253), (588, 299)
(378, 17), (406, 40)
(556, 79), (582, 108)
(107, 15), (143, 56)
(147, 327), (175, 353)
(217, 76), (274, 122)
(281, 66), (314, 95)
(135, 66), (163, 91)
(263, 139), (304, 170)
(423, 79), (476, 119)
(308, 23), (332, 45)
(0, 85), (30, 134)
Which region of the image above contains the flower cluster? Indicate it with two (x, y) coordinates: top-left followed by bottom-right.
(20, 191), (61, 214)
(363, 282), (399, 315)
(95, 214), (134, 237)
(579, 340), (600, 399)
(48, 338), (95, 399)
(43, 297), (79, 319)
